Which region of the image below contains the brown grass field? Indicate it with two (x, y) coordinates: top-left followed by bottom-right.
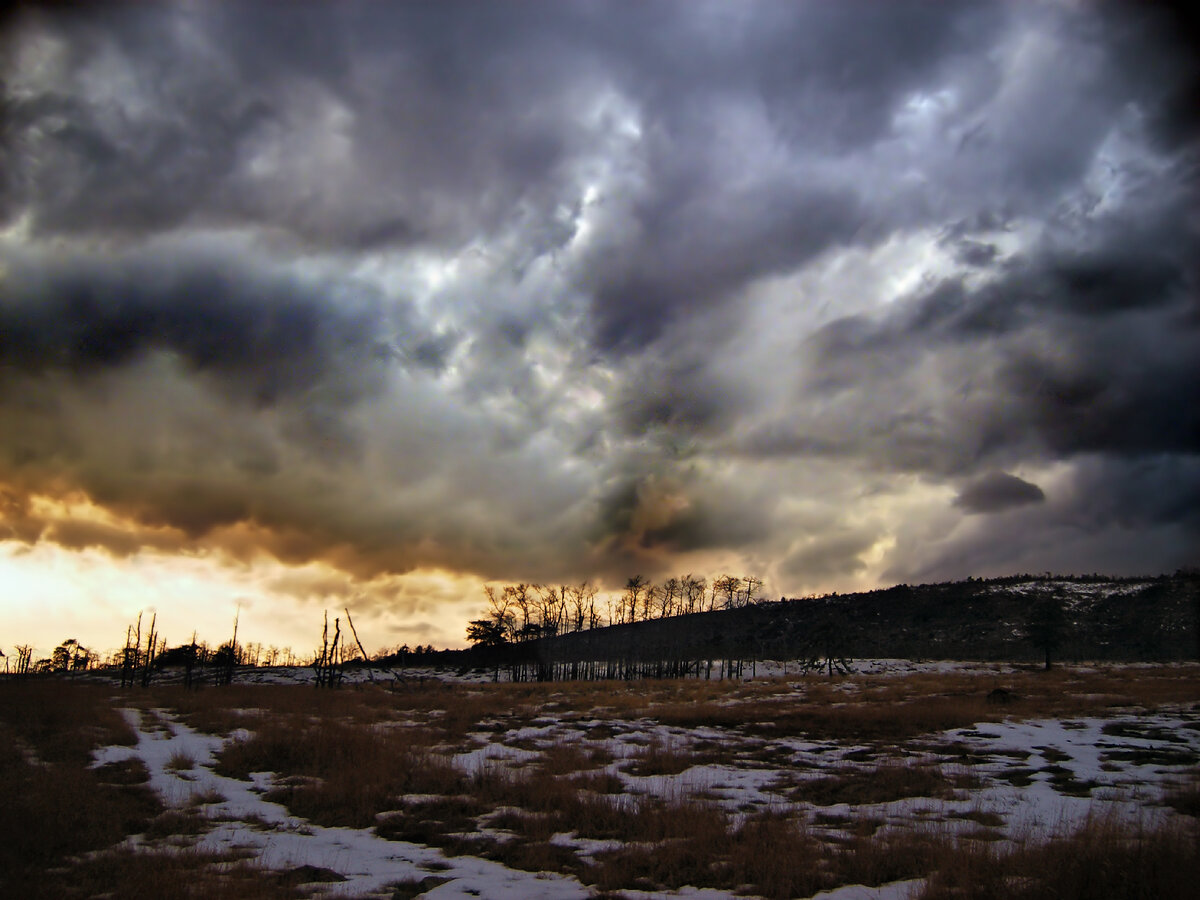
(1, 664), (1198, 898)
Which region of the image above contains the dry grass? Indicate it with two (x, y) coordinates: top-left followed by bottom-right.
(654, 665), (1200, 742)
(622, 738), (695, 776)
(1163, 769), (1200, 818)
(537, 741), (613, 774)
(143, 807), (215, 840)
(156, 680), (546, 747)
(157, 664), (1200, 898)
(26, 846), (304, 900)
(0, 740), (161, 893)
(788, 760), (965, 806)
(568, 769), (626, 793)
(93, 756), (152, 785)
(216, 717), (465, 827)
(8, 665), (1199, 898)
(374, 795), (487, 851)
(0, 682), (159, 894)
(0, 681), (137, 764)
(464, 761), (940, 900)
(587, 808), (831, 897)
(585, 807), (954, 898)
(919, 816), (1200, 900)
(651, 688), (996, 742)
(165, 749), (196, 771)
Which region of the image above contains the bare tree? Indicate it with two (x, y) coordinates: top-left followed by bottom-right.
(583, 583), (601, 630)
(605, 591), (619, 627)
(642, 583), (660, 621)
(567, 582), (588, 633)
(184, 631), (198, 689)
(485, 585), (517, 642)
(661, 577), (681, 617)
(684, 575), (707, 615)
(623, 575), (647, 624)
(714, 575), (742, 609)
(120, 613), (142, 687)
(243, 642), (262, 668)
(536, 585), (567, 638)
(507, 584), (536, 640)
(139, 613), (159, 688)
(216, 607), (239, 687)
(344, 608), (377, 681)
(743, 576), (764, 606)
(313, 610), (343, 688)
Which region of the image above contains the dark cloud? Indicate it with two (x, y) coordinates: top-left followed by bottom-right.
(590, 466), (773, 574)
(1, 0), (1197, 625)
(954, 471), (1045, 514)
(0, 244), (394, 407)
(588, 182), (865, 353)
(887, 454), (1200, 585)
(954, 240), (999, 267)
(611, 351), (737, 439)
(794, 175), (1199, 474)
(1097, 0), (1200, 153)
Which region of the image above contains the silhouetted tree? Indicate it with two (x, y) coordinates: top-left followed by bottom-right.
(210, 641), (239, 669)
(623, 575), (647, 624)
(683, 574), (707, 614)
(742, 576), (764, 605)
(312, 610), (342, 688)
(714, 575), (742, 609)
(508, 583), (535, 639)
(661, 577), (681, 617)
(50, 638), (90, 672)
(466, 618), (509, 648)
(1025, 589), (1068, 670)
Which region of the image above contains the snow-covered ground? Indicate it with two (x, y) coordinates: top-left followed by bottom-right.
(86, 665), (1200, 899)
(93, 709), (600, 899)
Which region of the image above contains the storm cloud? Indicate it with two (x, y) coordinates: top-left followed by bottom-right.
(1, 0), (1197, 641)
(954, 472), (1046, 515)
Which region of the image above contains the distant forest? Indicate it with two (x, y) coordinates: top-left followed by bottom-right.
(446, 571), (1200, 682)
(10, 571), (1196, 686)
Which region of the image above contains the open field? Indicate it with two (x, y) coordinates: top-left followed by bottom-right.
(3, 663), (1198, 899)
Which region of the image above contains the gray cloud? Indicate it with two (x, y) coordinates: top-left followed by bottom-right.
(0, 242), (395, 406)
(954, 472), (1045, 514)
(790, 177), (1199, 476)
(780, 528), (881, 583)
(1, 0), (1197, 619)
(887, 454), (1200, 585)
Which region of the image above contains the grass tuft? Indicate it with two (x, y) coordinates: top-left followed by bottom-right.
(166, 750), (196, 772)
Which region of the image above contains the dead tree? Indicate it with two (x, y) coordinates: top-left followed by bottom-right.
(184, 630), (198, 690)
(120, 613), (142, 688)
(139, 614), (159, 687)
(345, 607), (403, 685)
(313, 611), (343, 688)
(13, 645), (32, 678)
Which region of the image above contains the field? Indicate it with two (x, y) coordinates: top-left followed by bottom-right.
(2, 662), (1198, 899)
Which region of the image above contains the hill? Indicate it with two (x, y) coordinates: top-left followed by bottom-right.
(464, 572), (1199, 680)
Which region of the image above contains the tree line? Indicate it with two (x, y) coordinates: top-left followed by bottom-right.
(458, 572), (1200, 683)
(466, 574), (768, 649)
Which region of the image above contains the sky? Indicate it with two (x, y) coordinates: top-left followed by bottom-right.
(1, 1), (1197, 660)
